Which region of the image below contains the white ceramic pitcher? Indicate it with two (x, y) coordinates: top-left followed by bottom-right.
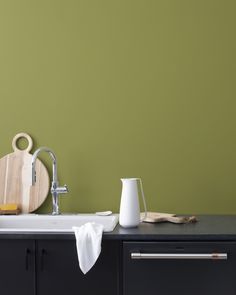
(119, 178), (147, 228)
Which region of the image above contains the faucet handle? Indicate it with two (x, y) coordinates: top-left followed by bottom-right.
(63, 184), (69, 193)
(56, 184), (68, 194)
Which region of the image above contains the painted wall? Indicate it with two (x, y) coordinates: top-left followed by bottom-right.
(0, 0), (235, 214)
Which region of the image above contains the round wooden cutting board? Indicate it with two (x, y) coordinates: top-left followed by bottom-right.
(0, 133), (50, 213)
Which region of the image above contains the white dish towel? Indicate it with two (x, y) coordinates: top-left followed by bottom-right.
(73, 222), (104, 274)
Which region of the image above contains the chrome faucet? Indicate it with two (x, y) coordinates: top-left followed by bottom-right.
(31, 147), (68, 215)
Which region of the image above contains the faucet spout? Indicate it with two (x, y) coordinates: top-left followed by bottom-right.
(31, 147), (68, 215)
(32, 147), (57, 185)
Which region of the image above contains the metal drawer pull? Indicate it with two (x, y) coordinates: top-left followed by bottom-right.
(131, 253), (228, 260)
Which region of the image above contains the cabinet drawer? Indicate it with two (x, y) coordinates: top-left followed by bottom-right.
(123, 241), (236, 295)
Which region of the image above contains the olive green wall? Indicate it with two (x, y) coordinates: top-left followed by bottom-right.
(0, 0), (235, 214)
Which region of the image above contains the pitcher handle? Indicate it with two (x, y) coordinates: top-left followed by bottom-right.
(138, 178), (147, 222)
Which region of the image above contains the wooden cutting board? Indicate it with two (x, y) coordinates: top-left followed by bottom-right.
(0, 133), (50, 213)
(141, 212), (197, 224)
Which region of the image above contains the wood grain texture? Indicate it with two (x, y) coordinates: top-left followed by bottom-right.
(141, 212), (197, 224)
(0, 133), (50, 213)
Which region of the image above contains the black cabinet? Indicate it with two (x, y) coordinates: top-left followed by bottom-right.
(2, 236), (236, 295)
(0, 239), (119, 295)
(123, 241), (236, 295)
(0, 240), (35, 295)
(37, 240), (119, 295)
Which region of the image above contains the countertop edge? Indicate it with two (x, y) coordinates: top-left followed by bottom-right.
(1, 215), (236, 240)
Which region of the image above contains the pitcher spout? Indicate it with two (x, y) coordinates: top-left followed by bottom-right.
(121, 178), (140, 182)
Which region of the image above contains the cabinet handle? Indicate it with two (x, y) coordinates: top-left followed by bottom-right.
(25, 248), (31, 270)
(40, 249), (46, 271)
(131, 252), (228, 260)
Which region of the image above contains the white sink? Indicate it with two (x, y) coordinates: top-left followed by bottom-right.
(0, 214), (118, 233)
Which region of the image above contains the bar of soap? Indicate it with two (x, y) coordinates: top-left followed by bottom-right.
(95, 211), (112, 216)
(0, 203), (18, 211)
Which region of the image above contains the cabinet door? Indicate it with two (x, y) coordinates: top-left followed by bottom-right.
(37, 239), (119, 295)
(123, 241), (236, 295)
(0, 239), (35, 295)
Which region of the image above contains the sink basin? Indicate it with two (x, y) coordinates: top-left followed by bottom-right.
(0, 214), (118, 233)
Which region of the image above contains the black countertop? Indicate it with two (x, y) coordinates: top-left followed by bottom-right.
(112, 215), (236, 241)
(1, 215), (236, 241)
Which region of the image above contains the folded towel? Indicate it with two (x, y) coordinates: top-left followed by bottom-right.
(73, 222), (104, 274)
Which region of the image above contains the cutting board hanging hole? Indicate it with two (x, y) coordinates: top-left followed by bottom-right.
(12, 133), (33, 153)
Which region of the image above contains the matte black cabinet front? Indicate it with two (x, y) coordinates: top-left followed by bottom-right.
(36, 240), (119, 295)
(0, 240), (35, 295)
(3, 238), (236, 295)
(0, 239), (119, 295)
(123, 241), (236, 295)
